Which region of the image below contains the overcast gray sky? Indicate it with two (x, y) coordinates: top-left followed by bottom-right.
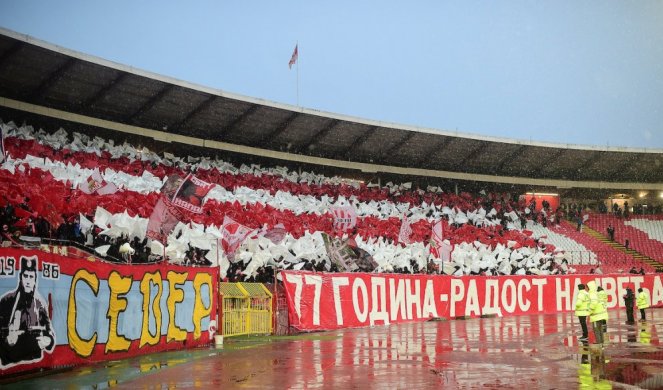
(1, 1), (662, 149)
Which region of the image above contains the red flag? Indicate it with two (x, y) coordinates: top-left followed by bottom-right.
(440, 241), (453, 262)
(79, 169), (104, 194)
(170, 174), (214, 214)
(262, 223), (287, 244)
(146, 197), (182, 243)
(430, 220), (444, 257)
(288, 44), (298, 69)
(331, 206), (357, 232)
(0, 128), (5, 163)
(220, 216), (254, 261)
(398, 214), (412, 245)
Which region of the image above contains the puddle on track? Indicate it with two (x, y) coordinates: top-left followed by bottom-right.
(5, 310), (663, 389)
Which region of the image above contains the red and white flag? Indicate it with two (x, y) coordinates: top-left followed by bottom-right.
(430, 220), (444, 257)
(220, 216), (254, 261)
(0, 127), (5, 164)
(398, 214), (412, 244)
(288, 44), (298, 69)
(440, 241), (453, 262)
(79, 169), (119, 195)
(146, 197), (183, 243)
(97, 182), (118, 195)
(79, 169), (105, 194)
(171, 174), (214, 214)
(261, 223), (287, 244)
(332, 206), (357, 232)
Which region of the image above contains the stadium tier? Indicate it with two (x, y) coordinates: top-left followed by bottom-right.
(585, 213), (663, 264)
(0, 120), (659, 278)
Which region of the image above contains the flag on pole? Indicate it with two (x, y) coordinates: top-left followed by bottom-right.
(288, 44), (298, 69)
(220, 216), (254, 261)
(79, 169), (119, 195)
(146, 197), (183, 243)
(79, 169), (105, 194)
(170, 174), (214, 214)
(398, 214), (412, 245)
(331, 205), (357, 232)
(0, 127), (5, 163)
(440, 241), (453, 262)
(430, 220), (444, 257)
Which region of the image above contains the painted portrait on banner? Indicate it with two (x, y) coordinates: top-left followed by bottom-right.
(0, 256), (55, 368)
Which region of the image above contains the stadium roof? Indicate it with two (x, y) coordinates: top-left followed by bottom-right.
(0, 28), (662, 193)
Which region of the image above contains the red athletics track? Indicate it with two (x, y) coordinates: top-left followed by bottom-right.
(4, 309), (663, 389)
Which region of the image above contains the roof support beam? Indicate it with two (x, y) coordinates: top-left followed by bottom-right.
(382, 132), (416, 159)
(343, 126), (377, 159)
(571, 151), (604, 179)
(453, 142), (489, 170)
(612, 154), (645, 181)
(416, 137), (453, 166)
(28, 58), (77, 100)
(218, 104), (259, 138)
(494, 145), (528, 173)
(258, 112), (299, 147)
(0, 41), (23, 69)
(169, 95), (216, 132)
(295, 119), (340, 153)
(79, 72), (129, 111)
(537, 148), (569, 175)
(3, 96), (660, 192)
(127, 84), (173, 123)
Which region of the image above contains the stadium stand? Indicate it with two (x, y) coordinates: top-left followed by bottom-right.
(0, 28), (661, 280)
(585, 213), (663, 269)
(1, 120), (659, 280)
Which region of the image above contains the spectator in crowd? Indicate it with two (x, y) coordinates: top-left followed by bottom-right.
(1, 224), (19, 247)
(24, 217), (37, 237)
(607, 224), (615, 241)
(638, 267), (645, 275)
(624, 239), (630, 250)
(34, 216), (50, 238)
(624, 201), (629, 219)
(629, 267), (638, 274)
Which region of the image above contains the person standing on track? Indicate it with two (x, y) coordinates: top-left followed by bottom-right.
(636, 288), (650, 321)
(623, 287), (635, 324)
(597, 286), (608, 333)
(575, 284), (590, 342)
(587, 281), (608, 345)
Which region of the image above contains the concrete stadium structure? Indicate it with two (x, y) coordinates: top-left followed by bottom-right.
(1, 27), (662, 204)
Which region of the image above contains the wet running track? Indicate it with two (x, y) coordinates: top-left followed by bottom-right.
(4, 309), (663, 389)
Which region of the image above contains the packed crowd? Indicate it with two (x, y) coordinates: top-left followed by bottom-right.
(0, 120), (633, 281)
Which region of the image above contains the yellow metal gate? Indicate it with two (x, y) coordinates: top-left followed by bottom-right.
(219, 282), (273, 337)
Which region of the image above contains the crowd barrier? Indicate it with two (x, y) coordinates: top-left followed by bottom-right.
(280, 270), (663, 331)
(219, 282), (273, 338)
(0, 248), (218, 376)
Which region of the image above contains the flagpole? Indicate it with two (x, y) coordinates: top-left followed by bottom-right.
(296, 41), (299, 107)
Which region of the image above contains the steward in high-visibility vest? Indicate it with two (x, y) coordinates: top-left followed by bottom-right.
(587, 281), (608, 344)
(574, 284), (590, 341)
(597, 286), (608, 332)
(636, 288), (650, 321)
